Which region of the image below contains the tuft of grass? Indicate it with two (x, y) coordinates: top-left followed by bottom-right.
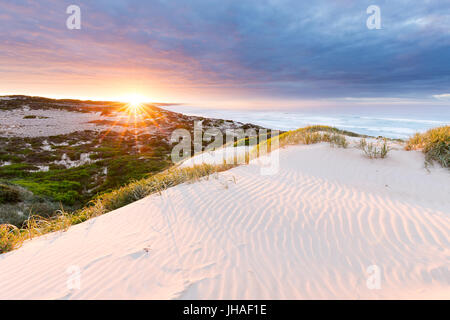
(326, 133), (349, 148)
(0, 125), (382, 254)
(253, 125), (357, 156)
(0, 224), (23, 253)
(292, 125), (366, 138)
(0, 163), (234, 254)
(405, 126), (449, 168)
(358, 138), (390, 159)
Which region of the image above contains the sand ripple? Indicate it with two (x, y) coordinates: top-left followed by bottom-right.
(0, 143), (448, 299)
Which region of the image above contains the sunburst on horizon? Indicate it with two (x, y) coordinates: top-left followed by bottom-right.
(98, 94), (165, 151)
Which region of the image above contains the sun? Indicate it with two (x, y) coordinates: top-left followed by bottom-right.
(100, 93), (164, 148)
(125, 95), (144, 109)
(120, 94), (148, 114)
(128, 97), (143, 108)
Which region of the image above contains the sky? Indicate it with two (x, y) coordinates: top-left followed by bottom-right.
(0, 0), (449, 110)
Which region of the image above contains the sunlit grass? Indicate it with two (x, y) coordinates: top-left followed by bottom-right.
(0, 163), (235, 253)
(252, 125), (361, 156)
(2, 124), (447, 254)
(405, 126), (450, 168)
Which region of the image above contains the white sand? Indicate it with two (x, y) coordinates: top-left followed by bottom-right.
(0, 143), (448, 299)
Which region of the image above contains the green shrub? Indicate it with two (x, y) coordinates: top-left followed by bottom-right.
(0, 163), (235, 254)
(14, 180), (82, 205)
(0, 154), (21, 162)
(0, 206), (28, 227)
(0, 163), (39, 178)
(0, 184), (21, 204)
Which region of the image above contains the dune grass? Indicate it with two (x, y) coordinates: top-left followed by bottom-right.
(252, 125), (356, 156)
(405, 126), (449, 168)
(0, 163), (235, 253)
(358, 138), (391, 159)
(1, 125), (352, 254)
(7, 124), (444, 254)
(325, 133), (349, 148)
(0, 224), (22, 253)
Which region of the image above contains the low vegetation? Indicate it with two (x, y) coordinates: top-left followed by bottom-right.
(405, 126), (449, 168)
(0, 224), (22, 253)
(2, 122), (446, 254)
(0, 131), (173, 227)
(0, 183), (22, 204)
(0, 96), (264, 227)
(358, 138), (390, 159)
(0, 163), (235, 253)
(325, 133), (349, 148)
(253, 125), (358, 155)
(23, 115), (49, 119)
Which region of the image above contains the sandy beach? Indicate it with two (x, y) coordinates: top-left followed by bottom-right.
(0, 142), (448, 299)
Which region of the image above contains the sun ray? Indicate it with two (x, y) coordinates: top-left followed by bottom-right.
(98, 98), (166, 154)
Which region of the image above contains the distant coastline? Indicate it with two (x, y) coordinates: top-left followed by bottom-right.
(163, 105), (450, 139)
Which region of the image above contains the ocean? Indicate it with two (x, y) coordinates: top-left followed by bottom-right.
(163, 105), (450, 139)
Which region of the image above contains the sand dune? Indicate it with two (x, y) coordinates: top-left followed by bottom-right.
(0, 143), (448, 299)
